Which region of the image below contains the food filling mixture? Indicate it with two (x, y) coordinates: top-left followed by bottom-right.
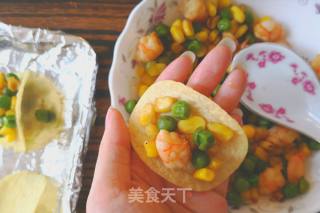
(139, 97), (235, 182)
(0, 72), (20, 142)
(125, 0), (320, 209)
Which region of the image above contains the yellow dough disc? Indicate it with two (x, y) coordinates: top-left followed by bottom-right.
(0, 171), (58, 213)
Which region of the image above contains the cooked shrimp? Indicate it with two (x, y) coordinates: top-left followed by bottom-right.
(136, 32), (164, 62)
(287, 154), (305, 183)
(254, 18), (284, 42)
(179, 0), (208, 21)
(259, 166), (285, 195)
(155, 130), (191, 169)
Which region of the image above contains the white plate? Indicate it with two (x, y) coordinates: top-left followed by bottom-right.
(109, 1), (320, 212)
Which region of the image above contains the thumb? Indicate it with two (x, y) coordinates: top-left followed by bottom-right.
(90, 108), (131, 197)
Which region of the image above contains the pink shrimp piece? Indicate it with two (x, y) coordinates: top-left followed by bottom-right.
(155, 130), (191, 169)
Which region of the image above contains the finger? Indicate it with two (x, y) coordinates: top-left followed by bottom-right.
(90, 108), (131, 195)
(157, 51), (195, 82)
(214, 69), (247, 113)
(185, 191), (228, 213)
(187, 44), (233, 96)
(214, 179), (229, 197)
(230, 108), (244, 125)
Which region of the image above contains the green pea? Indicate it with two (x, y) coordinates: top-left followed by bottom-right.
(125, 99), (137, 114)
(234, 177), (250, 193)
(157, 116), (177, 132)
(3, 115), (16, 128)
(3, 88), (17, 97)
(248, 175), (259, 187)
(193, 22), (203, 33)
(186, 39), (202, 54)
(258, 118), (273, 128)
(171, 100), (191, 120)
(0, 96), (11, 110)
(0, 117), (4, 127)
(193, 128), (215, 151)
(298, 177), (310, 194)
(283, 183), (299, 199)
(155, 23), (170, 38)
(220, 8), (232, 20)
(245, 10), (254, 26)
(227, 191), (242, 208)
(241, 157), (256, 173)
(6, 73), (19, 80)
(211, 84), (221, 97)
(35, 109), (56, 123)
(306, 138), (320, 150)
(255, 157), (268, 173)
(191, 149), (210, 169)
(217, 19), (231, 32)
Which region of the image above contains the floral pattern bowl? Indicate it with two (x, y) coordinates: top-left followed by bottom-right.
(109, 0), (320, 212)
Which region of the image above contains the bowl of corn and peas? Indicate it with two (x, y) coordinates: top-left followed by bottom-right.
(122, 0), (320, 209)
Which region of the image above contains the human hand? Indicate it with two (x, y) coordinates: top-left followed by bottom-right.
(87, 42), (247, 213)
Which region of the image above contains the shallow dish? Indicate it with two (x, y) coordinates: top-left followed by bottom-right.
(109, 0), (320, 212)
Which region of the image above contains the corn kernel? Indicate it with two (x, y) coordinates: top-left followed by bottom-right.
(207, 122), (234, 142)
(255, 146), (268, 161)
(195, 29), (209, 42)
(139, 103), (156, 126)
(231, 5), (245, 23)
(208, 159), (221, 170)
(209, 30), (219, 42)
(230, 20), (239, 34)
(218, 0), (231, 8)
(140, 73), (155, 86)
(0, 108), (5, 116)
(145, 124), (159, 140)
(311, 55), (320, 71)
(138, 84), (148, 97)
(207, 1), (217, 17)
(154, 96), (176, 113)
(0, 127), (16, 142)
(182, 19), (194, 37)
(146, 63), (166, 77)
(0, 73), (5, 90)
(7, 77), (19, 92)
(260, 16), (271, 22)
(196, 46), (207, 58)
(193, 168), (215, 182)
(242, 125), (256, 140)
(5, 110), (15, 116)
(144, 140), (158, 157)
(171, 19), (185, 44)
(11, 96), (17, 110)
(135, 63), (145, 77)
(171, 42), (184, 54)
(178, 116), (206, 134)
(235, 25), (248, 38)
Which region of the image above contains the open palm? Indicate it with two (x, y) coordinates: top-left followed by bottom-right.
(87, 43), (247, 213)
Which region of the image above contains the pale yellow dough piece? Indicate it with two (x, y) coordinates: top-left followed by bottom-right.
(129, 80), (248, 191)
(0, 171), (58, 213)
(16, 71), (64, 152)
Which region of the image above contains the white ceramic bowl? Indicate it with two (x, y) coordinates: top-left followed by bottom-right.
(109, 0), (320, 212)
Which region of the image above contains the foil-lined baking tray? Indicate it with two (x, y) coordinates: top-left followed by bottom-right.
(0, 22), (97, 212)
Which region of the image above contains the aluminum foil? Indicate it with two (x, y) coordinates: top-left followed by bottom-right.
(0, 22), (97, 212)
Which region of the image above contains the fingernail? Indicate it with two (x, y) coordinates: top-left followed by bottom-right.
(218, 38), (237, 54)
(233, 108), (244, 117)
(105, 107), (115, 127)
(180, 50), (196, 64)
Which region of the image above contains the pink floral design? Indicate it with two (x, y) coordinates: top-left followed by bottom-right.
(246, 50), (285, 68)
(259, 104), (294, 123)
(148, 1), (166, 26)
(290, 63), (316, 95)
(118, 97), (126, 106)
(269, 51), (285, 64)
(246, 82), (256, 101)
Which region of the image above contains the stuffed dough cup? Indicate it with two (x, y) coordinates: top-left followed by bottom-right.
(129, 80), (248, 191)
